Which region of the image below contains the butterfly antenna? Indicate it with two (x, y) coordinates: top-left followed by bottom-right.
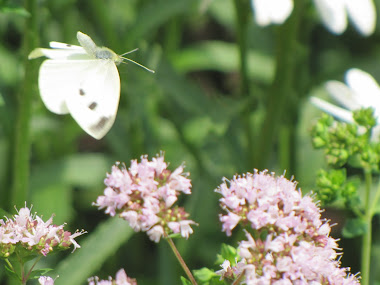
(120, 48), (139, 56)
(121, 56), (155, 73)
(120, 48), (155, 73)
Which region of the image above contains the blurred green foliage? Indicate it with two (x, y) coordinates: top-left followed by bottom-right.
(1, 0), (380, 284)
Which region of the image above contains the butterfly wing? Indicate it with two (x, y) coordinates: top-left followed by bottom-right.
(29, 42), (90, 60)
(38, 59), (98, 114)
(64, 60), (120, 139)
(32, 36), (121, 139)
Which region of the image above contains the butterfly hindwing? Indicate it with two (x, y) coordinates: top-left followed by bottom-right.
(64, 60), (120, 139)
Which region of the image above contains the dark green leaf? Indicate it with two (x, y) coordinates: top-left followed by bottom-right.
(342, 218), (367, 238)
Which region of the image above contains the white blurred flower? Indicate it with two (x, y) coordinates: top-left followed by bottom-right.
(250, 0), (377, 36)
(38, 276), (54, 285)
(311, 68), (380, 140)
(313, 0), (376, 36)
(251, 0), (293, 26)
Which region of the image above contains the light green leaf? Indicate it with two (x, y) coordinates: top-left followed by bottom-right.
(183, 116), (228, 147)
(55, 218), (134, 285)
(194, 267), (218, 282)
(0, 5), (30, 17)
(180, 276), (193, 285)
(171, 41), (274, 83)
(128, 0), (192, 45)
(31, 153), (114, 190)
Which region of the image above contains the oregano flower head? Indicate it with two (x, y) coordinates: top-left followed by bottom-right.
(94, 154), (196, 242)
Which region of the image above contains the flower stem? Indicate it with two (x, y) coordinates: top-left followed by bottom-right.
(24, 256), (42, 281)
(11, 0), (38, 208)
(233, 0), (256, 168)
(5, 258), (15, 272)
(256, 0), (303, 169)
(361, 169), (377, 285)
(232, 271), (245, 285)
(233, 0), (250, 97)
(166, 236), (197, 285)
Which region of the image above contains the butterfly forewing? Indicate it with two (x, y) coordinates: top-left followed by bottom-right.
(49, 42), (83, 50)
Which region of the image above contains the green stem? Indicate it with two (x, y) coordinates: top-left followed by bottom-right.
(5, 258), (15, 272)
(233, 0), (250, 97)
(11, 0), (38, 208)
(364, 169), (372, 211)
(279, 125), (291, 172)
(24, 256), (42, 282)
(361, 169), (380, 285)
(166, 236), (197, 285)
(164, 16), (182, 55)
(233, 0), (255, 168)
(361, 211), (372, 285)
(232, 271), (245, 285)
(368, 176), (380, 216)
(256, 0), (303, 169)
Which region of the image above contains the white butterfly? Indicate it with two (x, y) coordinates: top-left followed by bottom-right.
(29, 31), (154, 140)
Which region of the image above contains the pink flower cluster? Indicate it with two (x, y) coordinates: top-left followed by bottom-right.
(88, 269), (136, 285)
(0, 206), (85, 258)
(216, 170), (359, 284)
(94, 154), (196, 242)
(216, 169), (322, 237)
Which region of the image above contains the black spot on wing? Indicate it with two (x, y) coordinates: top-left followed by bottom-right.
(90, 116), (110, 132)
(88, 102), (97, 110)
(66, 44), (72, 47)
(79, 88), (85, 96)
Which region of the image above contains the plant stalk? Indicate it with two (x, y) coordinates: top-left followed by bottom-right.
(361, 169), (375, 285)
(11, 0), (38, 208)
(166, 237), (197, 285)
(256, 0), (303, 169)
(233, 0), (256, 168)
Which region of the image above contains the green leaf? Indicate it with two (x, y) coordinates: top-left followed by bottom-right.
(4, 264), (21, 282)
(220, 244), (237, 264)
(31, 153), (113, 190)
(166, 233), (182, 239)
(156, 60), (247, 120)
(208, 0), (235, 28)
(180, 276), (193, 285)
(30, 153), (114, 224)
(54, 218), (134, 285)
(0, 4), (30, 17)
(0, 207), (10, 219)
(31, 184), (73, 226)
(183, 116), (228, 147)
(342, 218), (367, 238)
(171, 41), (274, 83)
(128, 0), (192, 45)
(0, 44), (21, 87)
(193, 267), (218, 282)
(28, 268), (53, 280)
